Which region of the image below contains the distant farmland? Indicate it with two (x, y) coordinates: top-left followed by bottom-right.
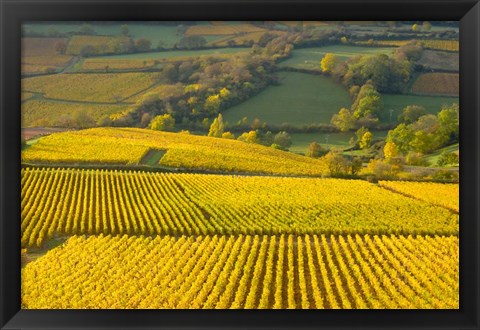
(21, 38), (74, 74)
(22, 100), (132, 127)
(23, 73), (157, 103)
(417, 50), (459, 72)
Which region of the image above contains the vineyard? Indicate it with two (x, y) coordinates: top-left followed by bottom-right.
(125, 84), (185, 102)
(379, 181), (459, 212)
(22, 100), (132, 127)
(22, 73), (157, 103)
(19, 21), (460, 311)
(419, 39), (459, 52)
(355, 40), (412, 47)
(21, 64), (56, 75)
(80, 58), (160, 71)
(185, 24), (266, 36)
(21, 128), (329, 176)
(356, 39), (459, 52)
(411, 73), (459, 96)
(21, 92), (35, 102)
(22, 55), (73, 68)
(21, 168), (458, 248)
(22, 234), (459, 309)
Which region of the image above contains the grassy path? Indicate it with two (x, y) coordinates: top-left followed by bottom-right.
(139, 149), (167, 166)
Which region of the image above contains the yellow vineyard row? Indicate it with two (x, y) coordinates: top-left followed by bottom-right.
(22, 234), (459, 309)
(379, 180), (459, 212)
(21, 168), (458, 247)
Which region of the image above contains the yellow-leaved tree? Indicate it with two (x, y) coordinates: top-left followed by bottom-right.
(320, 53), (339, 74)
(208, 114), (225, 138)
(384, 141), (399, 159)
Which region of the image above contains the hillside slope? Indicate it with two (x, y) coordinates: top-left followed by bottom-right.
(22, 127), (327, 176)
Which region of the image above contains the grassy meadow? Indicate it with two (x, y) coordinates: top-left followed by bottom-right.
(289, 130), (389, 154)
(380, 94), (459, 122)
(278, 45), (396, 71)
(223, 72), (351, 126)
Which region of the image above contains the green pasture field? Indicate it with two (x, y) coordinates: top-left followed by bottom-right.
(278, 45), (396, 70)
(423, 143), (459, 167)
(222, 71), (351, 126)
(289, 130), (389, 154)
(289, 132), (353, 153)
(380, 94), (459, 123)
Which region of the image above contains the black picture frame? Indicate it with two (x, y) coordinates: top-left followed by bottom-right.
(1, 0), (479, 329)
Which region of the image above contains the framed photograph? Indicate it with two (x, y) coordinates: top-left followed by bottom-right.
(1, 0), (479, 329)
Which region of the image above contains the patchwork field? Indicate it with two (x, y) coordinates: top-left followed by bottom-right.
(278, 45), (396, 71)
(22, 234), (458, 309)
(223, 72), (351, 126)
(65, 35), (133, 55)
(411, 73), (459, 96)
(23, 23), (223, 49)
(21, 168), (458, 248)
(21, 100), (132, 127)
(22, 73), (157, 103)
(21, 128), (328, 176)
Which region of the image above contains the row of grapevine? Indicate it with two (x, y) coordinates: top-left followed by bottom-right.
(379, 180), (459, 212)
(21, 168), (459, 247)
(22, 234), (459, 309)
(355, 39), (459, 51)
